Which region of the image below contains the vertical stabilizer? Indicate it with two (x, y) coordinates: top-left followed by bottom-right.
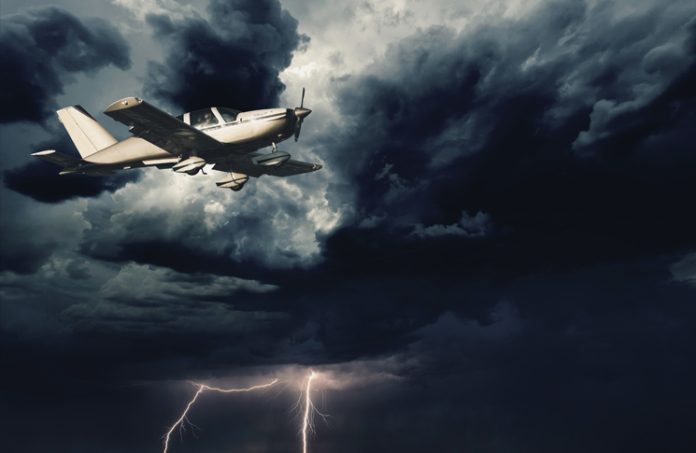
(56, 106), (117, 158)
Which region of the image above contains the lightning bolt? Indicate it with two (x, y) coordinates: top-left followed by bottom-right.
(162, 378), (278, 453)
(163, 370), (328, 453)
(300, 370), (328, 453)
(301, 371), (316, 453)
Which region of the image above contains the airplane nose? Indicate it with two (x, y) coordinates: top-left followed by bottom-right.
(294, 107), (312, 119)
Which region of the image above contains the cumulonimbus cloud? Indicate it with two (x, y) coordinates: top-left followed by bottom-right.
(144, 0), (308, 112)
(0, 7), (131, 124)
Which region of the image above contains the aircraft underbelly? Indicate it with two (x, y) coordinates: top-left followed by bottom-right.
(84, 137), (172, 165)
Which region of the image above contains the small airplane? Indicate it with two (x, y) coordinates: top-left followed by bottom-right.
(32, 89), (320, 191)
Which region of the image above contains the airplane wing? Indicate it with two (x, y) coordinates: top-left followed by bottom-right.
(104, 97), (220, 155)
(213, 154), (322, 178)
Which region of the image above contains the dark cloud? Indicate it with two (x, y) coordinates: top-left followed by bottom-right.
(144, 0), (307, 111)
(0, 7), (131, 124)
(63, 0), (696, 365)
(50, 0), (696, 386)
(3, 160), (140, 203)
(0, 236), (54, 274)
(3, 135), (141, 203)
(0, 8), (136, 204)
(3, 1), (696, 452)
(17, 0), (692, 376)
(3, 256), (696, 453)
(316, 1), (696, 277)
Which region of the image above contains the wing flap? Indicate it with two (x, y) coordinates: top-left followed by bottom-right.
(104, 97), (220, 155)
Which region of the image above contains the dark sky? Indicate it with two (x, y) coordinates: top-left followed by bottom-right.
(2, 1), (696, 452)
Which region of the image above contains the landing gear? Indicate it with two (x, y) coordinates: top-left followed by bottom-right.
(251, 141), (291, 167)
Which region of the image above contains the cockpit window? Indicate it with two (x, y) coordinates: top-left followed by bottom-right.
(190, 108), (219, 129)
(217, 107), (241, 123)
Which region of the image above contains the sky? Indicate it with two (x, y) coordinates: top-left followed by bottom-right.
(1, 0), (696, 451)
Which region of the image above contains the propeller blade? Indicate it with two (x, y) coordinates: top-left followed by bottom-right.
(294, 118), (303, 141)
(295, 88), (308, 141)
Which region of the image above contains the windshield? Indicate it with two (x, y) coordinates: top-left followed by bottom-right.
(217, 107), (241, 123)
(190, 108), (219, 129)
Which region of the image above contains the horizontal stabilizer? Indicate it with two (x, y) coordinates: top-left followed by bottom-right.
(59, 167), (115, 176)
(31, 149), (110, 175)
(31, 149), (83, 168)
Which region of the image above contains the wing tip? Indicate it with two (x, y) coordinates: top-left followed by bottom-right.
(104, 96), (143, 113)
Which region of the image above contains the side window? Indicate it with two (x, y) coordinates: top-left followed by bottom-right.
(190, 109), (219, 129)
(217, 107), (240, 123)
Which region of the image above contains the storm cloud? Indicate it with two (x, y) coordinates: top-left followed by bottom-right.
(0, 7), (131, 124)
(144, 0), (307, 111)
(0, 7), (137, 203)
(315, 0), (696, 277)
(3, 134), (142, 203)
(2, 1), (696, 452)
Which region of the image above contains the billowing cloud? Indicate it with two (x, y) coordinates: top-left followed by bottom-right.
(3, 134), (141, 203)
(3, 161), (140, 203)
(671, 252), (696, 286)
(307, 0), (696, 278)
(63, 263), (281, 334)
(77, 168), (336, 271)
(0, 7), (131, 124)
(412, 210), (491, 238)
(144, 0), (307, 111)
(0, 7), (136, 203)
(3, 1), (696, 452)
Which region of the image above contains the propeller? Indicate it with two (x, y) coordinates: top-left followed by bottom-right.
(294, 87), (311, 142)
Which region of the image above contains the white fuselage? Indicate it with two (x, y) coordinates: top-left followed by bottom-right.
(84, 107), (297, 166)
(206, 108), (293, 148)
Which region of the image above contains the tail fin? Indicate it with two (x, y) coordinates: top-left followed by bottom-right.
(56, 106), (117, 158)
